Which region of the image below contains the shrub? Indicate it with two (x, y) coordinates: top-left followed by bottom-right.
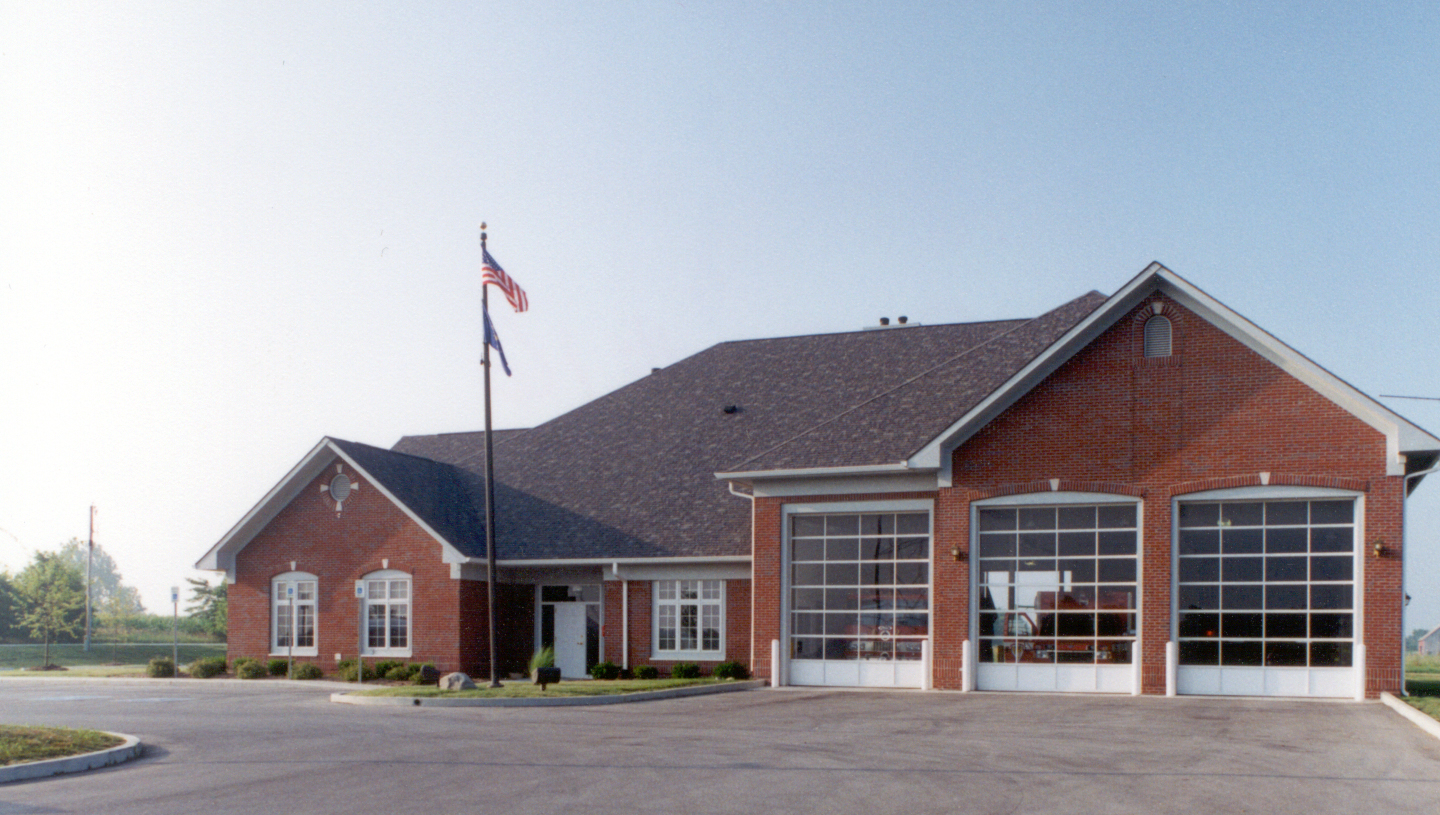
(589, 661), (622, 680)
(291, 662), (323, 680)
(632, 665), (659, 680)
(267, 659), (289, 677)
(232, 656), (255, 670)
(412, 663), (439, 685)
(237, 660), (268, 679)
(385, 664), (417, 681)
(528, 646), (555, 674)
(373, 659), (405, 677)
(670, 662), (701, 679)
(188, 655), (228, 678)
(146, 657), (176, 678)
(714, 660), (751, 680)
(336, 660), (377, 682)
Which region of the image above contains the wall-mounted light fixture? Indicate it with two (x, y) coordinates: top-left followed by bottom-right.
(1372, 539), (1386, 558)
(951, 546), (965, 562)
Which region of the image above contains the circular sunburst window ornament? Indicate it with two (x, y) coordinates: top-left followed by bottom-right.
(320, 465), (360, 514)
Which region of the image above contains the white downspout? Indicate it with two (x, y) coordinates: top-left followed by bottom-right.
(613, 562), (629, 671)
(1400, 462), (1440, 696)
(727, 480), (758, 676)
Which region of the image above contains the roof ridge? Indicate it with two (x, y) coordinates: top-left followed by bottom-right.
(708, 315), (1030, 348)
(726, 294), (1100, 472)
(333, 436), (472, 472)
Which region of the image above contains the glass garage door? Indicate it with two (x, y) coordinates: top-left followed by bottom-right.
(1176, 498), (1357, 697)
(975, 503), (1139, 693)
(788, 511), (930, 687)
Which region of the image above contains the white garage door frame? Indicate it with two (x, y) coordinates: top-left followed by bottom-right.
(971, 491), (1144, 694)
(782, 498), (934, 689)
(1171, 485), (1365, 699)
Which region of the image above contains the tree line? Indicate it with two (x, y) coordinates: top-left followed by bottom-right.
(1, 539), (226, 663)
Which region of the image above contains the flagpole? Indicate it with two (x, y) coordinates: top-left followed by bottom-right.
(480, 223), (502, 689)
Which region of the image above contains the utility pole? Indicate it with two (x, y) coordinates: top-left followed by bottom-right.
(84, 505), (94, 652)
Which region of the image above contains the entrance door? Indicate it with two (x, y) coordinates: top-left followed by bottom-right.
(554, 603), (589, 678)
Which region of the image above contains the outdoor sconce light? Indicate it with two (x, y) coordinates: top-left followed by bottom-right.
(951, 546), (965, 562)
(1372, 539), (1386, 558)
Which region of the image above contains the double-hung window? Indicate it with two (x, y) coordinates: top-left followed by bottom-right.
(363, 571), (411, 656)
(272, 572), (317, 656)
(654, 579), (723, 659)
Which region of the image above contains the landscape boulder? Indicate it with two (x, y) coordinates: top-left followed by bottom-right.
(440, 671), (477, 691)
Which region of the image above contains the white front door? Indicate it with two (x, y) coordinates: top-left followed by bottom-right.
(555, 603), (588, 678)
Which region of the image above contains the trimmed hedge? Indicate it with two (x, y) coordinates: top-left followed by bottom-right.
(589, 661), (622, 680)
(292, 662), (323, 680)
(267, 659), (289, 677)
(670, 662), (701, 679)
(237, 660), (268, 679)
(632, 665), (659, 680)
(714, 660), (750, 680)
(189, 656), (228, 678)
(146, 657), (176, 678)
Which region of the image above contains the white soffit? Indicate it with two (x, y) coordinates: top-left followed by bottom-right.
(909, 263), (1440, 477)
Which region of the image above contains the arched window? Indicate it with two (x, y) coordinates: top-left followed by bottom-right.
(362, 570), (411, 656)
(272, 572), (318, 656)
(1143, 315), (1173, 358)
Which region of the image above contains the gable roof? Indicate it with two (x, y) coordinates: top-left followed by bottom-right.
(899, 263), (1440, 480)
(195, 437), (489, 575)
(388, 296), (1104, 560)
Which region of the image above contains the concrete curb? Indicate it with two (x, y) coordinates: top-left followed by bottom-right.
(332, 679), (767, 707)
(1380, 691), (1440, 742)
(0, 732), (142, 784)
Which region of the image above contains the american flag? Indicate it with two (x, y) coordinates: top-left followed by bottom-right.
(481, 248), (529, 312)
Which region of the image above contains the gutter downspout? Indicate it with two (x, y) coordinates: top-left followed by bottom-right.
(1401, 462), (1440, 696)
(613, 562), (628, 671)
(727, 481), (758, 677)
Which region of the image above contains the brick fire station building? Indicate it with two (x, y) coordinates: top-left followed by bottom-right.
(197, 263), (1438, 697)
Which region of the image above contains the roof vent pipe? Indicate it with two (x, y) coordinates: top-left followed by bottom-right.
(898, 316), (908, 324)
(879, 317), (890, 326)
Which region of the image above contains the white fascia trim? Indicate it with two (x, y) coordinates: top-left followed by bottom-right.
(491, 555), (752, 567)
(195, 438), (339, 575)
(1154, 271), (1439, 475)
(910, 263), (1168, 474)
(194, 438), (468, 576)
(715, 462), (920, 481)
(910, 263), (1440, 478)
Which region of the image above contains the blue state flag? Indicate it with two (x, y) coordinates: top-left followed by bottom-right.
(483, 302), (513, 377)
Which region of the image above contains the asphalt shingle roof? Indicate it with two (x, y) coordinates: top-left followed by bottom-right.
(374, 291), (1107, 561)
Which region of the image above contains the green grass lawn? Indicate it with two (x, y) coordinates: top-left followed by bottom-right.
(0, 643), (227, 673)
(1403, 655), (1440, 721)
(353, 677), (728, 698)
(0, 725), (123, 767)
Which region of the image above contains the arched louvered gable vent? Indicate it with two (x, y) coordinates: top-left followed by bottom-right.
(1143, 314), (1173, 358)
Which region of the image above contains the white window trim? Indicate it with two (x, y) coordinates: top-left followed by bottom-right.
(651, 579), (726, 662)
(271, 571), (319, 657)
(361, 569), (413, 658)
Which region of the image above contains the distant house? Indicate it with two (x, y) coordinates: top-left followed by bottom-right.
(197, 263), (1440, 698)
(1420, 625), (1440, 656)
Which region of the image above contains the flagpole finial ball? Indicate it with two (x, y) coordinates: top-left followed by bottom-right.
(480, 222), (486, 230)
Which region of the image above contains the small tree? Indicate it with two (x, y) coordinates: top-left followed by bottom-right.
(15, 553), (85, 667)
(185, 577), (227, 641)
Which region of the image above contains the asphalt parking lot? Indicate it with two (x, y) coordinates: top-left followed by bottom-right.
(2, 679), (1438, 815)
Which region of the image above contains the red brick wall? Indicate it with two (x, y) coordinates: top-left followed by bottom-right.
(603, 577), (752, 676)
(753, 295), (1401, 696)
(230, 461), (488, 676)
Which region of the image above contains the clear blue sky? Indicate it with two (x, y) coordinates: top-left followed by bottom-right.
(3, 2), (1438, 633)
